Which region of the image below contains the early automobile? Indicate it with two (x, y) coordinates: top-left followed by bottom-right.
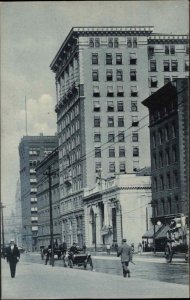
(63, 247), (93, 270)
(165, 214), (189, 263)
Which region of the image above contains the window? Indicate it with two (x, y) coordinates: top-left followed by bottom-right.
(108, 116), (114, 127)
(148, 46), (154, 57)
(92, 70), (99, 81)
(172, 146), (177, 163)
(164, 77), (170, 85)
(92, 53), (98, 64)
(131, 86), (138, 97)
(161, 199), (165, 214)
(153, 177), (158, 192)
(167, 173), (171, 189)
(109, 162), (115, 173)
(107, 86), (114, 96)
(166, 148), (170, 165)
(107, 101), (114, 112)
(130, 70), (136, 81)
(185, 60), (189, 71)
(150, 60), (157, 72)
(116, 53), (122, 64)
(116, 69), (123, 81)
(159, 151), (164, 167)
(130, 53), (137, 65)
(95, 162), (101, 172)
(108, 38), (113, 48)
(89, 38), (94, 47)
(106, 53), (112, 65)
(108, 133), (115, 142)
(119, 162), (126, 173)
(114, 38), (119, 48)
(165, 45), (175, 55)
(95, 147), (101, 158)
(107, 69), (113, 81)
(165, 45), (169, 54)
(118, 131), (125, 142)
(119, 146), (125, 157)
(94, 116), (100, 127)
(186, 45), (189, 54)
(117, 101), (124, 111)
(95, 38), (100, 47)
(93, 101), (100, 112)
(117, 86), (124, 96)
(132, 116), (139, 126)
(170, 45), (175, 55)
(93, 86), (100, 97)
(171, 60), (178, 71)
(164, 60), (170, 71)
(171, 123), (176, 138)
(94, 133), (101, 142)
(152, 133), (156, 148)
(109, 147), (115, 157)
(133, 37), (137, 48)
(160, 175), (164, 190)
(133, 147), (139, 157)
(127, 37), (132, 48)
(158, 129), (163, 144)
(153, 154), (157, 169)
(167, 197), (172, 214)
(131, 101), (138, 111)
(118, 116), (124, 127)
(150, 76), (158, 87)
(165, 126), (169, 141)
(175, 196), (179, 213)
(173, 170), (178, 187)
(132, 132), (138, 142)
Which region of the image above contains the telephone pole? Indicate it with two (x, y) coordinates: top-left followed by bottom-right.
(0, 202), (5, 250)
(44, 166), (57, 267)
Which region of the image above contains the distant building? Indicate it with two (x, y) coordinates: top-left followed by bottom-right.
(19, 134), (58, 251)
(83, 174), (151, 249)
(142, 79), (189, 246)
(50, 26), (189, 247)
(36, 148), (60, 249)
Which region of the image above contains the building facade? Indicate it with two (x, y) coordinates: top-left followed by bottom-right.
(19, 134), (58, 251)
(50, 27), (189, 247)
(142, 79), (189, 228)
(36, 148), (61, 249)
(83, 174), (151, 250)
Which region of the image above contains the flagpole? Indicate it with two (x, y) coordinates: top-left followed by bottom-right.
(25, 96), (28, 136)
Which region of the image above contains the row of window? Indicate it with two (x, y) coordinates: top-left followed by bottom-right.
(148, 44), (189, 56)
(152, 123), (176, 147)
(92, 69), (137, 81)
(94, 115), (138, 127)
(94, 146), (139, 158)
(94, 132), (138, 143)
(153, 170), (178, 192)
(93, 100), (138, 112)
(95, 161), (138, 173)
(153, 195), (180, 217)
(92, 85), (138, 97)
(150, 59), (189, 72)
(92, 53), (137, 65)
(152, 146), (177, 169)
(89, 37), (137, 48)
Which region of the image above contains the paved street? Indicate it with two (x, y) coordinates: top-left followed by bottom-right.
(1, 253), (189, 299)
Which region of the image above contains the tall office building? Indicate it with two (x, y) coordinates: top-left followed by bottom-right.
(19, 134), (58, 251)
(50, 26), (189, 247)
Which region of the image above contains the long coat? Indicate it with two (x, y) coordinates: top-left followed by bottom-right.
(6, 245), (20, 263)
(117, 243), (133, 262)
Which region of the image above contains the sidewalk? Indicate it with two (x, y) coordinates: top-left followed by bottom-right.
(1, 258), (189, 299)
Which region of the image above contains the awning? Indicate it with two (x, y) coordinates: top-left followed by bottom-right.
(151, 77), (157, 82)
(107, 86), (114, 93)
(93, 86), (99, 93)
(155, 225), (170, 239)
(117, 86), (123, 93)
(131, 86), (137, 92)
(142, 224), (162, 239)
(130, 53), (137, 59)
(185, 61), (189, 67)
(94, 101), (100, 108)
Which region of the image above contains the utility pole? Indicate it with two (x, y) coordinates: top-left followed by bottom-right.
(44, 166), (57, 267)
(0, 202), (5, 250)
(146, 207), (149, 244)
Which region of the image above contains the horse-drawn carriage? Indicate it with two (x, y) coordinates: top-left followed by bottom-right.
(165, 215), (189, 263)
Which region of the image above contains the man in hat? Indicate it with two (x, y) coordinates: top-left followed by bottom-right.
(6, 239), (20, 278)
(117, 238), (133, 278)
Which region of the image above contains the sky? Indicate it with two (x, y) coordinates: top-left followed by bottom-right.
(1, 0), (189, 217)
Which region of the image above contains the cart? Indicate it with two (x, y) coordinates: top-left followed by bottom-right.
(165, 215), (189, 263)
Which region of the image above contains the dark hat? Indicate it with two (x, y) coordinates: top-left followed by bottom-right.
(122, 238), (126, 242)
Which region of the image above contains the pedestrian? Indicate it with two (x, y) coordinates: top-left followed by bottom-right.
(138, 242), (142, 255)
(6, 239), (20, 278)
(117, 238), (133, 278)
(45, 245), (51, 265)
(106, 243), (111, 255)
(83, 243), (86, 253)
